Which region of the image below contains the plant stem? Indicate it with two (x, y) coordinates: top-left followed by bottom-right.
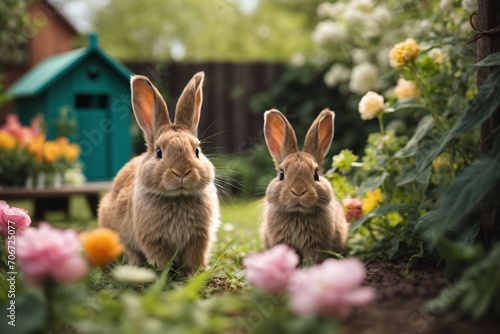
(378, 113), (385, 137)
(409, 64), (446, 133)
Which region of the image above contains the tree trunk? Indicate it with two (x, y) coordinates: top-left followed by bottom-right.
(477, 0), (500, 247)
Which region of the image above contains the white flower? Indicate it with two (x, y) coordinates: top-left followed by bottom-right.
(352, 48), (368, 64)
(326, 2), (347, 19)
(290, 52), (305, 66)
(462, 0), (477, 13)
(349, 62), (379, 94)
(343, 7), (366, 26)
(358, 91), (385, 120)
(112, 265), (157, 284)
(324, 64), (351, 88)
(440, 0), (453, 11)
(377, 47), (391, 67)
(372, 6), (391, 24)
(428, 48), (444, 60)
(63, 168), (86, 186)
(316, 2), (332, 18)
(350, 0), (374, 11)
(364, 19), (381, 38)
(312, 20), (347, 45)
(418, 19), (433, 35)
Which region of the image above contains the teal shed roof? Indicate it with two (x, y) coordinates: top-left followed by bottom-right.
(7, 34), (132, 97)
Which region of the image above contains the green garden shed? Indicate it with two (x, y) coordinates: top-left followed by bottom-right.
(7, 34), (133, 181)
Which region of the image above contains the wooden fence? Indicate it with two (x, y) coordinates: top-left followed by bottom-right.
(125, 62), (285, 153)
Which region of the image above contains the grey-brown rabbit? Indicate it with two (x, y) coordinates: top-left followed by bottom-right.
(98, 72), (220, 275)
(260, 109), (349, 263)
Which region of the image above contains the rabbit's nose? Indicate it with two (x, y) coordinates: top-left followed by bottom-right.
(291, 188), (307, 197)
(172, 169), (191, 178)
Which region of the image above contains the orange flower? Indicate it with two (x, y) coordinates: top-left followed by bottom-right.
(80, 228), (124, 266)
(0, 131), (16, 150)
(27, 134), (45, 161)
(56, 136), (69, 148)
(42, 141), (61, 163)
(62, 143), (80, 162)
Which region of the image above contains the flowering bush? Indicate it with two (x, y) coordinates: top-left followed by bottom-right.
(0, 113), (83, 186)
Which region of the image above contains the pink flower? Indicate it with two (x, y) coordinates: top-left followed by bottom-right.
(0, 200), (32, 235)
(342, 197), (363, 222)
(17, 223), (88, 286)
(289, 258), (374, 318)
(243, 244), (299, 293)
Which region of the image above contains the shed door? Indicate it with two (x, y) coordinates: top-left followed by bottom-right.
(75, 94), (111, 180)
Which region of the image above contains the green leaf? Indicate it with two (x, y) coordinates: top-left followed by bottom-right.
(437, 155), (500, 233)
(0, 290), (46, 334)
(405, 115), (435, 149)
(418, 67), (500, 172)
(408, 245), (424, 268)
(358, 172), (388, 195)
(350, 204), (416, 232)
(475, 52), (500, 67)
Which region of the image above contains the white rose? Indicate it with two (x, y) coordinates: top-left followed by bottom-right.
(418, 19), (433, 35)
(372, 6), (391, 24)
(440, 0), (453, 11)
(462, 0), (477, 14)
(351, 0), (374, 11)
(358, 91), (385, 120)
(326, 2), (347, 19)
(317, 2), (333, 18)
(290, 52), (305, 67)
(343, 7), (366, 26)
(352, 48), (368, 64)
(312, 20), (347, 45)
(428, 48), (444, 60)
(349, 62), (379, 94)
(324, 64), (351, 88)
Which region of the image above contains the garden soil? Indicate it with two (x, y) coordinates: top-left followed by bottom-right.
(341, 258), (500, 334)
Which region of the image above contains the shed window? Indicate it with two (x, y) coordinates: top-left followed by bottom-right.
(75, 94), (109, 109)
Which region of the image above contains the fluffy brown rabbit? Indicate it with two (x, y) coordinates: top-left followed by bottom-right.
(98, 72), (220, 275)
(260, 108), (349, 263)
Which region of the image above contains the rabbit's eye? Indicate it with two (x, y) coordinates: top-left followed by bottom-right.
(314, 170), (319, 181)
(195, 147), (200, 158)
(279, 170), (284, 181)
(156, 148), (162, 159)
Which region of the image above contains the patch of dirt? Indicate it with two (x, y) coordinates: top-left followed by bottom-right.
(341, 258), (499, 334)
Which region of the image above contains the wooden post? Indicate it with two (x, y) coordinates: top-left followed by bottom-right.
(477, 0), (500, 246)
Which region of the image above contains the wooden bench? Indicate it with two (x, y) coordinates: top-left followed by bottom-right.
(0, 181), (112, 220)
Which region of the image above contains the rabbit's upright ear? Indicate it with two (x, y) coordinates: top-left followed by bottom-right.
(304, 109), (335, 167)
(131, 75), (171, 149)
(175, 72), (204, 136)
(264, 109), (298, 167)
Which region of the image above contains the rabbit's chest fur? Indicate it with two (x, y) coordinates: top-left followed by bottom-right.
(263, 201), (346, 259)
(133, 187), (216, 252)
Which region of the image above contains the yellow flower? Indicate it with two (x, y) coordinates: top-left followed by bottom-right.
(389, 38), (420, 68)
(80, 228), (124, 266)
(0, 131), (16, 150)
(362, 188), (383, 215)
(394, 78), (420, 100)
(358, 91), (385, 120)
(62, 144), (80, 162)
(42, 141), (61, 163)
